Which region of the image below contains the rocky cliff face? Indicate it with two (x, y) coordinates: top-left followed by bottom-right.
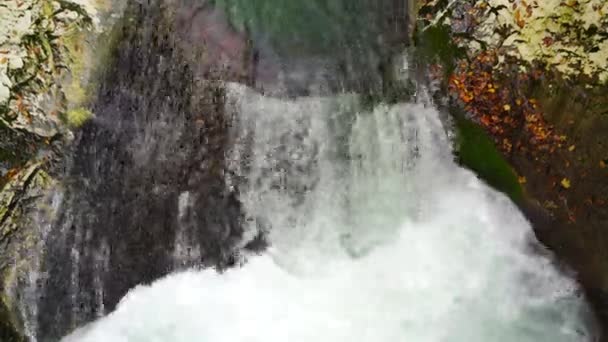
(0, 1), (414, 340)
(26, 3), (246, 339)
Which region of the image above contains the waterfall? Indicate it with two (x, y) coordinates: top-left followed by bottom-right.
(7, 1), (595, 341)
(62, 84), (593, 342)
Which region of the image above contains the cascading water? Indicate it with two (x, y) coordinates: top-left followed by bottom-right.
(6, 1), (596, 341)
(62, 84), (593, 341)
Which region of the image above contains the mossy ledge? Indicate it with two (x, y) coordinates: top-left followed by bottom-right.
(451, 105), (524, 204)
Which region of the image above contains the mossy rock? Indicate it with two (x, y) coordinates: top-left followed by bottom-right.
(0, 299), (24, 342)
(451, 107), (524, 203)
(414, 23), (466, 79)
(64, 107), (94, 128)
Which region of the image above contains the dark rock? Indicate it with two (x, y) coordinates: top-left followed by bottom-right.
(0, 300), (24, 342)
(35, 3), (245, 339)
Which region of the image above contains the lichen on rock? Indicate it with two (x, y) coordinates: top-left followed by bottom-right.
(461, 0), (607, 82)
(0, 0), (98, 135)
(0, 0), (107, 338)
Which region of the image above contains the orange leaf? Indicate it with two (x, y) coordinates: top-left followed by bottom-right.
(514, 9), (525, 28)
(480, 115), (491, 126)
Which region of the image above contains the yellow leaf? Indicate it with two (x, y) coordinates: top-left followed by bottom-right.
(600, 160), (606, 169)
(503, 104), (511, 111)
(560, 178), (571, 189)
(565, 0), (578, 6)
(543, 200), (559, 209)
(518, 176), (527, 184)
(568, 145), (576, 152)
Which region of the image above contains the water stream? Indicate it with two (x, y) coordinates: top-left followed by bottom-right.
(62, 84), (592, 341)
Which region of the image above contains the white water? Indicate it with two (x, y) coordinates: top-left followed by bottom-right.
(63, 84), (592, 342)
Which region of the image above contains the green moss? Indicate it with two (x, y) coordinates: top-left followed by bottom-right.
(414, 24), (466, 79)
(453, 109), (524, 203)
(65, 107), (93, 128)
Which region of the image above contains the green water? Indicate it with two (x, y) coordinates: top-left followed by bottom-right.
(210, 0), (383, 54)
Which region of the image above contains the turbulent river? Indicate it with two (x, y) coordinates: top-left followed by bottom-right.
(61, 84), (592, 341)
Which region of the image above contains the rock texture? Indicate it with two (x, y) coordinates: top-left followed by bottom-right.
(0, 163), (53, 340)
(514, 80), (608, 339)
(34, 3), (246, 339)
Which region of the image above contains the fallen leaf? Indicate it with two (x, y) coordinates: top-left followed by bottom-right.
(568, 145), (576, 152)
(514, 9), (526, 28)
(560, 178), (571, 189)
(480, 115), (491, 126)
(543, 200), (559, 209)
(6, 168), (20, 179)
(565, 0), (578, 7)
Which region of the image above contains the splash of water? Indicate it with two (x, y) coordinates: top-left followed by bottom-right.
(63, 84), (593, 342)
